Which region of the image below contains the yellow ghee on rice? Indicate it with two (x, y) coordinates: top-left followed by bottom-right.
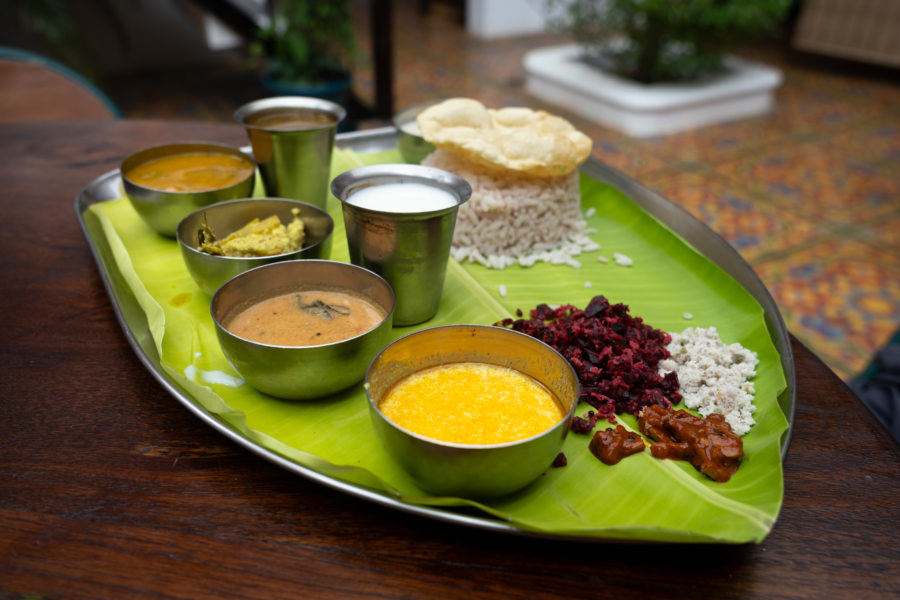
(379, 362), (565, 445)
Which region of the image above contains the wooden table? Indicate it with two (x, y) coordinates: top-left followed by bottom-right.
(2, 120), (898, 599)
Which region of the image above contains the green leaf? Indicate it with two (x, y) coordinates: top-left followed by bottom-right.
(88, 146), (788, 543)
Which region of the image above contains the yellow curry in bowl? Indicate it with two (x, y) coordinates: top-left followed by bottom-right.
(125, 151), (254, 193)
(380, 362), (567, 445)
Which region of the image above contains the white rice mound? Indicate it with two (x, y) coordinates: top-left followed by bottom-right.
(658, 326), (759, 436)
(422, 150), (598, 269)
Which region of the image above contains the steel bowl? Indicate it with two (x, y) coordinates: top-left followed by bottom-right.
(392, 100), (440, 164)
(365, 324), (580, 498)
(121, 142), (256, 236)
(177, 197), (334, 296)
(211, 260), (395, 400)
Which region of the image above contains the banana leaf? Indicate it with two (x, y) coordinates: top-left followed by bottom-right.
(86, 147), (788, 543)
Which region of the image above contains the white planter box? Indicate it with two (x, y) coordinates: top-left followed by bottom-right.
(523, 44), (783, 138)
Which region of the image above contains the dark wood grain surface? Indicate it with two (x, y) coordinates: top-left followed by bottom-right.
(1, 120), (898, 600)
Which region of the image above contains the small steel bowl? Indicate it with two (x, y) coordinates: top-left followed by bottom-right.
(211, 260), (395, 400)
(392, 100), (440, 164)
(176, 197), (334, 296)
(121, 142), (256, 236)
(365, 324), (580, 498)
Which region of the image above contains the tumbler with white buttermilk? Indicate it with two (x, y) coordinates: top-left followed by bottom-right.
(331, 164), (471, 326)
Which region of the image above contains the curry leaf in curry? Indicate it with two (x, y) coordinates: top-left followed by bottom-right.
(296, 294), (351, 320)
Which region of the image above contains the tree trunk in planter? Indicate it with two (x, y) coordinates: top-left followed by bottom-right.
(632, 15), (664, 84)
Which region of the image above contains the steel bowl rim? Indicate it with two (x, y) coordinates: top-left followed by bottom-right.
(210, 259), (396, 350)
(331, 163), (472, 217)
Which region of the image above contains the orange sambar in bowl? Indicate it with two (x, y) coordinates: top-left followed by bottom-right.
(126, 152), (254, 193)
(226, 289), (386, 346)
(379, 363), (567, 445)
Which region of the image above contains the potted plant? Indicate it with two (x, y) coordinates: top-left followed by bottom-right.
(545, 0), (791, 84)
(527, 0), (792, 137)
(250, 0), (356, 106)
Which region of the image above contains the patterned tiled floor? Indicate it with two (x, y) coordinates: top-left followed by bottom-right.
(104, 0), (900, 381)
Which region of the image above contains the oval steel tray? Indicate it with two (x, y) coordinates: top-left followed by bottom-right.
(75, 126), (795, 541)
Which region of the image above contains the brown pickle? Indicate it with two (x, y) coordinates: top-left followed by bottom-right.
(589, 425), (646, 465)
(637, 404), (743, 483)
